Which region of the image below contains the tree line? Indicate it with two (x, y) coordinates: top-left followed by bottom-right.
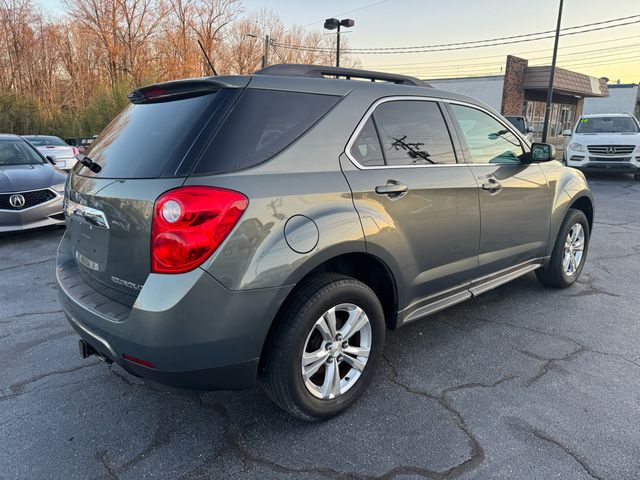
(0, 0), (353, 138)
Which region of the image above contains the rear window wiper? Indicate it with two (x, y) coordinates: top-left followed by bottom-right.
(75, 154), (101, 173)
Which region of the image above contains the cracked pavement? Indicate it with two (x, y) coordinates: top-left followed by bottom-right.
(1, 173), (639, 479)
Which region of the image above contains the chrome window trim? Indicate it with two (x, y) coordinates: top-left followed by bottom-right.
(0, 187), (61, 212)
(344, 95), (530, 170)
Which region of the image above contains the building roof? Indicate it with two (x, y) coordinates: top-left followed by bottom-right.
(523, 66), (608, 97)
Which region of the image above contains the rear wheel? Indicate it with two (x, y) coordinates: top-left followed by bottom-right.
(536, 208), (590, 288)
(261, 273), (385, 421)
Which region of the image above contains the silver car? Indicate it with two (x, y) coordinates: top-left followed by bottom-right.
(23, 135), (79, 171)
(0, 134), (66, 232)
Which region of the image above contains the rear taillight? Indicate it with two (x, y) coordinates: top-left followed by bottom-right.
(151, 186), (248, 274)
(72, 147), (79, 156)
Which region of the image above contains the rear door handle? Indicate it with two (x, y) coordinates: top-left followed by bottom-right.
(375, 181), (408, 198)
(481, 178), (502, 194)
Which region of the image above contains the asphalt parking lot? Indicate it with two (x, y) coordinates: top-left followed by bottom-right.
(1, 173), (639, 480)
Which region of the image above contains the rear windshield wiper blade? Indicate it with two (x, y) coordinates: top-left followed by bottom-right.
(75, 154), (101, 173)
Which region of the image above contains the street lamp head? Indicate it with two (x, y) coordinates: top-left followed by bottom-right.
(340, 19), (355, 28)
(324, 18), (340, 30)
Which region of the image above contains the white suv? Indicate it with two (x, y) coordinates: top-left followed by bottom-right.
(564, 113), (640, 181)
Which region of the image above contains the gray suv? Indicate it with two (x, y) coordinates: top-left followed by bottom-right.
(56, 65), (594, 420)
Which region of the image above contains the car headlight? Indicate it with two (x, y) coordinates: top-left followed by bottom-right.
(569, 143), (585, 152)
(51, 183), (66, 194)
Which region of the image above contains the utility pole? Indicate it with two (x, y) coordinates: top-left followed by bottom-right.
(541, 0), (564, 143)
(324, 18), (354, 68)
(263, 34), (270, 68)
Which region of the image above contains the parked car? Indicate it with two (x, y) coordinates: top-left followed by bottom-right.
(64, 136), (97, 154)
(56, 65), (594, 421)
(564, 113), (640, 181)
(504, 115), (534, 143)
(23, 135), (79, 171)
(0, 134), (66, 232)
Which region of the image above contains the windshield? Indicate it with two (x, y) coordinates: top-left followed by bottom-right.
(24, 136), (68, 146)
(0, 140), (45, 165)
(576, 116), (639, 134)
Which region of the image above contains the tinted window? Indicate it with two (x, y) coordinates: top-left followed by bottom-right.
(372, 101), (456, 166)
(350, 118), (384, 166)
(451, 105), (524, 164)
(24, 136), (67, 146)
(576, 116), (639, 133)
(79, 92), (222, 178)
(0, 140), (45, 165)
(505, 116), (526, 133)
(194, 90), (339, 175)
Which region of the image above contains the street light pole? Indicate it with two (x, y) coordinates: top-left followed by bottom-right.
(324, 18), (354, 68)
(541, 0), (564, 143)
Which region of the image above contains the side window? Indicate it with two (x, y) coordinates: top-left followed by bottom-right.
(450, 104), (524, 164)
(350, 117), (384, 167)
(372, 100), (457, 166)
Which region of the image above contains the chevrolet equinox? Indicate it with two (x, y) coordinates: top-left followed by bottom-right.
(56, 64), (594, 420)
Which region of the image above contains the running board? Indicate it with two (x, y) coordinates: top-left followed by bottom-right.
(399, 260), (543, 325)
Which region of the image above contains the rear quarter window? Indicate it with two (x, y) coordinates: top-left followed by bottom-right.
(192, 89), (340, 175)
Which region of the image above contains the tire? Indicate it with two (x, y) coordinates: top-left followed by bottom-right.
(634, 173), (640, 182)
(536, 208), (590, 288)
(261, 273), (385, 421)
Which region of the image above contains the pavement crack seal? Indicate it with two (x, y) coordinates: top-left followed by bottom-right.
(512, 421), (603, 480)
(5, 361), (100, 395)
(0, 309), (64, 323)
(378, 354), (519, 480)
(184, 396), (356, 480)
(96, 450), (119, 480)
(518, 346), (585, 386)
(0, 257), (55, 273)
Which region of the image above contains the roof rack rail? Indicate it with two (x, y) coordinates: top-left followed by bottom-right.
(254, 64), (430, 87)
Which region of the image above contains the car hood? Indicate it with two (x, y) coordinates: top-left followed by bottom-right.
(0, 164), (67, 193)
(572, 132), (640, 145)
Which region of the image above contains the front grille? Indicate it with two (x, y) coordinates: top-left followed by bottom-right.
(0, 189), (57, 210)
(587, 145), (635, 155)
(589, 156), (631, 162)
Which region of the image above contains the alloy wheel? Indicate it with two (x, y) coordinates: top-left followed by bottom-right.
(562, 223), (585, 276)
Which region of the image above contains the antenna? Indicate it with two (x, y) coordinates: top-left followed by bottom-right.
(197, 39), (218, 76)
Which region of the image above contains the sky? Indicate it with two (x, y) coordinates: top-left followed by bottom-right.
(38, 0), (640, 82)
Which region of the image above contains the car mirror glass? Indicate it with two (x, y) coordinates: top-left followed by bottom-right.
(530, 143), (556, 162)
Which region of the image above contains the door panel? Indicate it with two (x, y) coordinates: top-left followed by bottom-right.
(473, 164), (550, 274)
(341, 157), (480, 308)
(447, 103), (550, 276)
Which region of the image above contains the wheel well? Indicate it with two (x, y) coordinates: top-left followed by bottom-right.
(257, 253), (398, 376)
(570, 196), (594, 231)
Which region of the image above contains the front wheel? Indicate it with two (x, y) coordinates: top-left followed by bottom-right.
(536, 208), (590, 288)
(261, 273), (385, 421)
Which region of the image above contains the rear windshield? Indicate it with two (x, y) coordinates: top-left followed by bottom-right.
(24, 136), (67, 146)
(192, 89), (340, 175)
(77, 92), (223, 178)
(0, 140), (45, 165)
(576, 116), (639, 133)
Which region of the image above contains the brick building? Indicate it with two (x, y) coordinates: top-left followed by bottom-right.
(428, 55), (609, 140)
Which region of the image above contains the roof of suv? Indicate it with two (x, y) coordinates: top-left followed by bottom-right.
(131, 64), (495, 114)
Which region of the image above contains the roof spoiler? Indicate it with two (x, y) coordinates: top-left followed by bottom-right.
(254, 64), (431, 87)
(128, 78), (244, 104)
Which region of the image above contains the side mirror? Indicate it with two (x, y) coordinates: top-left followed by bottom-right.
(46, 155), (56, 165)
(526, 127), (534, 133)
(530, 143), (556, 162)
(562, 129), (572, 137)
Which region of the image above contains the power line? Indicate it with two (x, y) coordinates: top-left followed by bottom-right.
(273, 15), (640, 54)
(379, 43), (640, 73)
(362, 34), (640, 68)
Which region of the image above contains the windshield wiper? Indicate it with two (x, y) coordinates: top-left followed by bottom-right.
(75, 154), (101, 173)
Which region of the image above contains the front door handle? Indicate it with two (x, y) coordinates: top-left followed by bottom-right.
(375, 181), (408, 198)
(481, 178), (503, 195)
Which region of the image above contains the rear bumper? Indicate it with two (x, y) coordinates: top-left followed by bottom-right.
(56, 232), (293, 391)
